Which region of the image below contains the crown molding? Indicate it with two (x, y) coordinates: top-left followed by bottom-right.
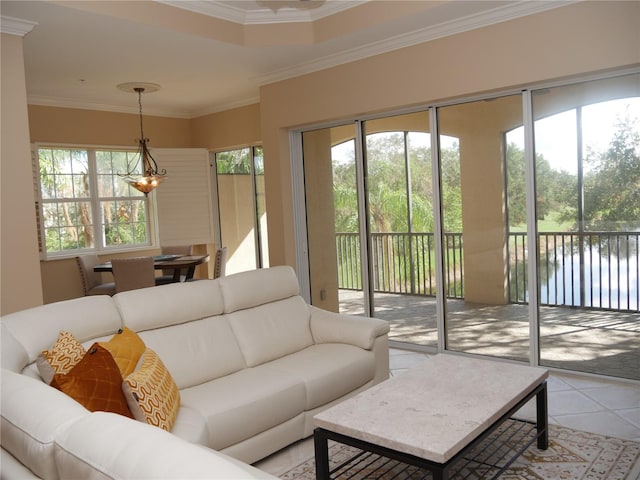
(1, 15), (38, 36)
(27, 93), (262, 119)
(254, 0), (578, 86)
(157, 0), (365, 25)
(27, 95), (191, 119)
(189, 95), (261, 118)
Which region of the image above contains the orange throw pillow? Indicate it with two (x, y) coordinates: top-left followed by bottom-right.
(37, 331), (86, 384)
(123, 348), (180, 431)
(99, 327), (145, 377)
(51, 343), (133, 418)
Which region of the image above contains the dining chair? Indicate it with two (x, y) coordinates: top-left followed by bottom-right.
(155, 245), (193, 285)
(213, 246), (228, 279)
(111, 257), (156, 293)
(76, 255), (116, 296)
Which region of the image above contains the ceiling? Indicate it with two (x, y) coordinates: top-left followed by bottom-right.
(1, 0), (572, 119)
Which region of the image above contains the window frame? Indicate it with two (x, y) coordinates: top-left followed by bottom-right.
(34, 143), (159, 260)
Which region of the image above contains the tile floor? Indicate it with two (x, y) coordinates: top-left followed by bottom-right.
(388, 349), (640, 442)
(255, 348), (640, 477)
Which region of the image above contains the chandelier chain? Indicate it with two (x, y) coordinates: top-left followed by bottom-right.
(116, 84), (167, 196)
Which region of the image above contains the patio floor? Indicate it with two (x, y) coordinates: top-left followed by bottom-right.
(339, 290), (640, 382)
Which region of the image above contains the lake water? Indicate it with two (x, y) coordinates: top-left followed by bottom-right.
(540, 253), (639, 310)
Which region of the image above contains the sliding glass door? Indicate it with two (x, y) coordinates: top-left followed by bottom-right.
(298, 70), (639, 381)
(303, 124), (364, 314)
(363, 112), (436, 347)
(302, 112), (437, 347)
(533, 74), (640, 379)
(437, 95), (530, 362)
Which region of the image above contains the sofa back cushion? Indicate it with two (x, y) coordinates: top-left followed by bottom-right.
(114, 280), (224, 332)
(1, 296), (122, 373)
(227, 296), (313, 367)
(138, 316), (246, 389)
(1, 325), (29, 374)
(218, 266), (300, 314)
(1, 369), (88, 480)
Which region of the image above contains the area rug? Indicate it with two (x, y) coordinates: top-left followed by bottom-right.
(279, 423), (640, 480)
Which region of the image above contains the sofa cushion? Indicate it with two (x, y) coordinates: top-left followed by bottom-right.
(99, 327), (146, 377)
(1, 369), (88, 480)
(54, 412), (278, 480)
(218, 265), (300, 313)
(51, 344), (133, 418)
(171, 405), (209, 445)
(264, 343), (375, 410)
(114, 280), (224, 332)
(227, 296), (314, 367)
(0, 296), (122, 369)
(138, 316), (246, 389)
(180, 366), (306, 451)
(36, 330), (86, 384)
(123, 348), (180, 431)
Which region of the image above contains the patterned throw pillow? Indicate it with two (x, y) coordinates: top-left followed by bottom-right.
(99, 327), (145, 377)
(123, 348), (180, 431)
(51, 343), (133, 418)
(37, 331), (86, 384)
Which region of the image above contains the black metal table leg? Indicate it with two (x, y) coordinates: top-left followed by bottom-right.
(536, 381), (549, 450)
(314, 428), (330, 480)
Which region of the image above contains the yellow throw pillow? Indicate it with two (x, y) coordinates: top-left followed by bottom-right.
(99, 327), (145, 378)
(51, 343), (133, 418)
(37, 331), (86, 384)
(123, 348), (180, 431)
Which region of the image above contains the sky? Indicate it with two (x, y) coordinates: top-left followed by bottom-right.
(515, 97), (640, 174)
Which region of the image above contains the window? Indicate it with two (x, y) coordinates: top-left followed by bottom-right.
(36, 146), (152, 257)
(214, 146), (268, 274)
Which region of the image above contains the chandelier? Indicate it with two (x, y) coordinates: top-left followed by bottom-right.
(117, 82), (167, 196)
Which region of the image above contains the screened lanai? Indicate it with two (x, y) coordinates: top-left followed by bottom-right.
(298, 71), (639, 382)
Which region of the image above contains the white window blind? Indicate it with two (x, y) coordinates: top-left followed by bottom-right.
(152, 148), (214, 245)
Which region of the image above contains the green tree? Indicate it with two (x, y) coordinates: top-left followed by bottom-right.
(333, 158), (359, 232)
(583, 110), (640, 231)
(365, 133), (408, 233)
(216, 149), (251, 174)
(331, 133), (461, 234)
(440, 142), (462, 232)
(505, 141), (570, 228)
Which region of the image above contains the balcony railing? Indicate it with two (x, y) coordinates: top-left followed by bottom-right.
(337, 232), (463, 298)
(336, 231), (639, 312)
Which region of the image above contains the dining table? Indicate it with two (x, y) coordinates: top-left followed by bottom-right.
(94, 254), (210, 283)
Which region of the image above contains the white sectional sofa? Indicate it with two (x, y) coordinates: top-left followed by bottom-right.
(1, 266), (390, 479)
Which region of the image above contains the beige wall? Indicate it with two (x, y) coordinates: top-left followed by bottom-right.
(217, 175), (259, 274)
(1, 33), (44, 314)
(191, 103), (261, 150)
(438, 96), (524, 304)
(302, 128), (340, 311)
(259, 1), (640, 270)
(28, 105), (192, 147)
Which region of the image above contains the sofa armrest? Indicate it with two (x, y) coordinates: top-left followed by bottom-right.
(309, 306), (389, 350)
(55, 412), (278, 480)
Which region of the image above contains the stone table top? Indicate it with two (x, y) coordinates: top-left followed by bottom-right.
(313, 353), (548, 464)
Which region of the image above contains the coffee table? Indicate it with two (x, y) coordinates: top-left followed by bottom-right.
(313, 354), (548, 480)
